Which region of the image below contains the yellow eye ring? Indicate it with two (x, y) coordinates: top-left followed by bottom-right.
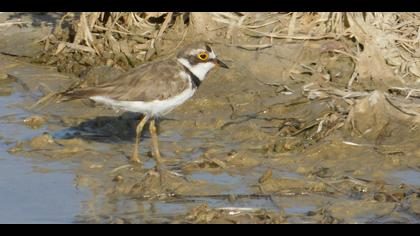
(197, 52), (209, 61)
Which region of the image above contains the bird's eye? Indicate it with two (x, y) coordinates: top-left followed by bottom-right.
(197, 52), (209, 61)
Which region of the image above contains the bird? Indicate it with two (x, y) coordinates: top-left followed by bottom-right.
(55, 42), (229, 170)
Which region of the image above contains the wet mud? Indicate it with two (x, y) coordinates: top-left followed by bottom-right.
(0, 13), (419, 224)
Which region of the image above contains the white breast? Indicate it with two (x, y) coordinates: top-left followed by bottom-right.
(90, 71), (196, 117)
(91, 87), (195, 116)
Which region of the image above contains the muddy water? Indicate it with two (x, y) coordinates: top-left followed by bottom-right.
(0, 68), (89, 223)
(0, 40), (419, 223)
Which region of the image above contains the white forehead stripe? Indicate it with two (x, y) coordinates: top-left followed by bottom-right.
(209, 51), (216, 59)
(189, 49), (204, 56)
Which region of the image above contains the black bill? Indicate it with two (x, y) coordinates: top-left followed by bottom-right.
(213, 58), (229, 69)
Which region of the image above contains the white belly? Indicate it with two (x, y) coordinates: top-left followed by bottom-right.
(90, 88), (196, 116)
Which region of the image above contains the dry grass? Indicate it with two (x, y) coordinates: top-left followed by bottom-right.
(41, 12), (419, 81)
(35, 12), (420, 132)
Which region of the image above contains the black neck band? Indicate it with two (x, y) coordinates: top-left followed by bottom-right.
(181, 64), (201, 88)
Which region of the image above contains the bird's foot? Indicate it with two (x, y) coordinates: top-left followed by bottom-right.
(130, 149), (142, 164)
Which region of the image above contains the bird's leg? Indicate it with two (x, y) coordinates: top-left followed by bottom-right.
(149, 118), (166, 186)
(149, 118), (163, 169)
(131, 115), (149, 164)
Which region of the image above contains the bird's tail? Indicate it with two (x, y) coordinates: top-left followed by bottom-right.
(29, 91), (62, 110)
(29, 83), (94, 111)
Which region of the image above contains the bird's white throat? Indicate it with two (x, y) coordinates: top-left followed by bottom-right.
(177, 58), (215, 81)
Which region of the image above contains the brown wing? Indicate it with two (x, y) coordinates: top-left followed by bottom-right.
(63, 59), (190, 102)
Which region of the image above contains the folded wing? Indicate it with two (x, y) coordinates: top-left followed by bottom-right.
(63, 59), (190, 102)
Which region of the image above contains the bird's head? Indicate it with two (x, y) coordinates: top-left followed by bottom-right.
(177, 42), (229, 80)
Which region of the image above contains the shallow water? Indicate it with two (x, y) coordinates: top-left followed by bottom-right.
(389, 170), (420, 186)
(0, 91), (90, 223)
